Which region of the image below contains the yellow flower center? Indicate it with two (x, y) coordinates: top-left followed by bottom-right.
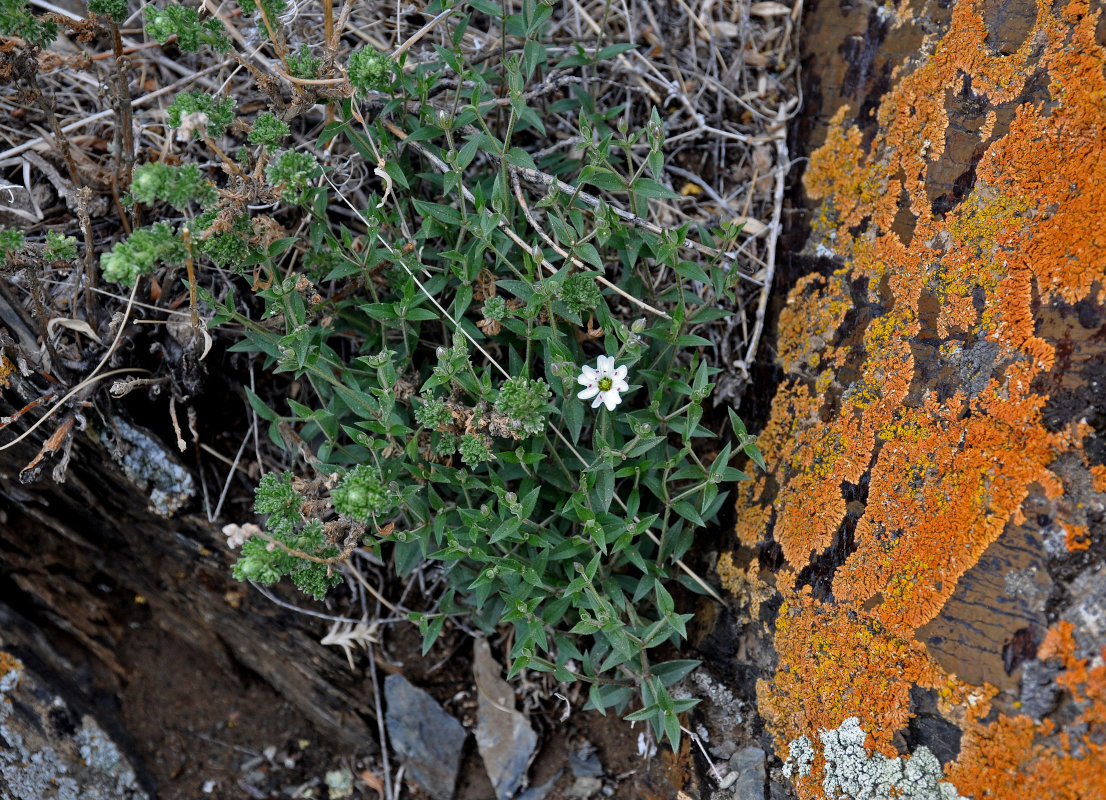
(598, 376), (613, 391)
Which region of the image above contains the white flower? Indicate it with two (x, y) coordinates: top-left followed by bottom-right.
(577, 355), (629, 411)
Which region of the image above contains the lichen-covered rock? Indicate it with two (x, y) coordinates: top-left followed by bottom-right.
(814, 717), (962, 800)
(722, 0), (1106, 797)
(0, 651), (148, 800)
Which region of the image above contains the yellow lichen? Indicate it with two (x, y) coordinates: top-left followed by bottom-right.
(0, 353), (13, 388)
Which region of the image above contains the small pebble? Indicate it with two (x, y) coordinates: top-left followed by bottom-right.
(716, 770), (739, 790)
(710, 739), (737, 760)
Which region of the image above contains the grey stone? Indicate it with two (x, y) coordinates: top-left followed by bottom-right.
(710, 739), (738, 760)
(515, 770), (562, 800)
(1019, 658), (1063, 720)
(729, 746), (766, 800)
(567, 743), (604, 798)
(569, 745), (604, 779)
(1066, 566), (1106, 659)
(472, 639), (538, 800)
(384, 674), (467, 800)
(325, 767), (355, 799)
(567, 776), (603, 798)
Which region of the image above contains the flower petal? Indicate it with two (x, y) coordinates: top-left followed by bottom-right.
(613, 365), (627, 380)
(578, 385), (599, 400)
(601, 390), (621, 411)
(612, 378), (629, 393)
(580, 364), (596, 380)
(596, 355), (613, 374)
(590, 393), (605, 409)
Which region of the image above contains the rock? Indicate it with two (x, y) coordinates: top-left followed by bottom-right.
(710, 739), (738, 760)
(567, 743), (604, 798)
(719, 0), (1106, 796)
(516, 770), (563, 800)
(325, 767), (354, 799)
(728, 746), (766, 800)
(1018, 659), (1063, 720)
(0, 651), (149, 800)
(473, 638), (538, 800)
(384, 674), (467, 800)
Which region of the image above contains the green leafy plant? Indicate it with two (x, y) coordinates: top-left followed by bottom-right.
(0, 0), (57, 47)
(43, 231), (77, 261)
(167, 91), (236, 139)
(87, 0), (128, 22)
(118, 0), (766, 750)
(0, 228), (25, 265)
(144, 3), (231, 52)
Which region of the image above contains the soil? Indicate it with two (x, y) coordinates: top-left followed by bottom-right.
(116, 622), (346, 800)
(99, 584), (683, 800)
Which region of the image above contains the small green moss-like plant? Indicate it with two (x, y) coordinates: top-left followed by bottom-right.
(0, 227), (77, 265)
(265, 150), (319, 203)
(196, 214), (258, 268)
(286, 44), (321, 79)
(0, 0), (56, 47)
(87, 0), (128, 22)
(167, 91), (236, 139)
(332, 465), (394, 522)
(100, 222), (186, 286)
(233, 473), (343, 600)
(0, 228), (25, 265)
(238, 0), (286, 21)
(144, 3), (231, 52)
(130, 162), (218, 211)
(248, 112), (290, 147)
(43, 231), (77, 261)
(347, 47), (393, 93)
(494, 376), (552, 437)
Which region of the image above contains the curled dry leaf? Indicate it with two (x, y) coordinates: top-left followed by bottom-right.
(47, 317), (103, 345)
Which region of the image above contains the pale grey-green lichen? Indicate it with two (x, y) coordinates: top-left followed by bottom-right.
(816, 717), (965, 800)
(783, 734), (815, 779)
(102, 416), (195, 516)
(0, 654), (147, 800)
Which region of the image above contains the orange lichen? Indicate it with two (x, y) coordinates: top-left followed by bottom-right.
(949, 621), (1106, 799)
(1091, 464), (1106, 494)
(760, 587), (974, 749)
(741, 0), (1106, 797)
(716, 555), (774, 619)
(776, 273), (852, 375)
(1065, 524), (1091, 551)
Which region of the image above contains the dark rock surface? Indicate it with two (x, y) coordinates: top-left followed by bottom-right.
(0, 651), (148, 800)
(384, 673), (467, 800)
